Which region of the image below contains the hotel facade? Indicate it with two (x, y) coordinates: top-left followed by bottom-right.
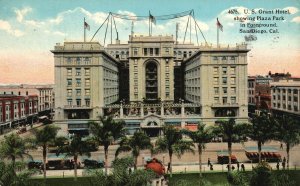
(53, 35), (249, 136)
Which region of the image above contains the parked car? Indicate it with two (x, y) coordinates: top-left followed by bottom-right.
(83, 159), (104, 169)
(28, 160), (43, 169)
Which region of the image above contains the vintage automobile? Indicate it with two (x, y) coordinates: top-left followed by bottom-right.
(217, 151), (238, 164)
(83, 159), (104, 169)
(28, 160), (43, 169)
(46, 154), (79, 170)
(245, 146), (281, 162)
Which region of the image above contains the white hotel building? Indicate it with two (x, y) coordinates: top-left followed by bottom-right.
(52, 35), (249, 136)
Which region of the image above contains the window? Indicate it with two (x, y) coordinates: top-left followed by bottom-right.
(283, 95), (286, 100)
(283, 89), (286, 93)
(288, 89), (292, 93)
(222, 56), (227, 61)
(67, 57), (72, 64)
(214, 87), (219, 94)
(183, 51), (187, 58)
(214, 77), (219, 85)
(67, 68), (72, 76)
(76, 99), (81, 106)
(76, 57), (81, 64)
(222, 67), (227, 74)
(155, 48), (159, 56)
(213, 56), (218, 60)
(134, 79), (138, 86)
(76, 89), (81, 96)
(67, 89), (72, 97)
(134, 94), (138, 99)
(213, 67), (219, 74)
(231, 87), (236, 94)
(85, 68), (90, 76)
(76, 79), (81, 86)
(166, 73), (169, 78)
(76, 68), (81, 76)
(85, 99), (90, 107)
(144, 48), (148, 56)
(150, 48), (153, 56)
(223, 87), (227, 94)
(134, 66), (138, 71)
(85, 89), (90, 96)
(67, 79), (72, 87)
(222, 77), (227, 84)
(134, 73), (138, 78)
(85, 78), (90, 86)
(84, 57), (90, 64)
(230, 77), (236, 84)
(165, 48), (170, 55)
(230, 67), (236, 74)
(214, 97), (219, 103)
(222, 97), (228, 104)
(231, 97), (236, 104)
(166, 66), (169, 72)
(133, 48), (138, 56)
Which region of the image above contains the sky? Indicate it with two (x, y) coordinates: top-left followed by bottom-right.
(0, 0), (299, 84)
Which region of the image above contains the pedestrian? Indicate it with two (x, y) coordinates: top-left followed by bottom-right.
(241, 163), (245, 171)
(226, 164), (229, 170)
(129, 168), (132, 174)
(282, 161), (286, 170)
(210, 164), (213, 171)
(280, 143), (283, 150)
(208, 158), (211, 167)
(167, 162), (171, 173)
(232, 165), (235, 171)
(237, 162), (240, 171)
(276, 162), (280, 170)
(283, 157), (286, 163)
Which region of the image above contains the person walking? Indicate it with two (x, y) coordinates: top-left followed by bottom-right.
(241, 163), (245, 171)
(280, 143), (283, 150)
(276, 162), (280, 170)
(207, 158), (211, 167)
(237, 161), (240, 171)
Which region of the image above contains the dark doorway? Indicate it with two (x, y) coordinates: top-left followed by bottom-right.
(143, 128), (160, 137)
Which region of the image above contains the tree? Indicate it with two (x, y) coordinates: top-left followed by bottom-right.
(115, 131), (153, 170)
(0, 161), (36, 186)
(0, 133), (32, 167)
(274, 115), (300, 170)
(57, 135), (92, 181)
(89, 116), (126, 175)
(247, 113), (275, 163)
(154, 125), (194, 177)
(213, 118), (248, 172)
(88, 157), (156, 186)
(182, 123), (214, 177)
(31, 125), (60, 181)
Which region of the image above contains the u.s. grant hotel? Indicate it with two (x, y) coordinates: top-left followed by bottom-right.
(52, 35), (249, 136)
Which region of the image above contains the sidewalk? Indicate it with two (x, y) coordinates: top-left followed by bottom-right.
(0, 122), (44, 141)
(32, 162), (296, 178)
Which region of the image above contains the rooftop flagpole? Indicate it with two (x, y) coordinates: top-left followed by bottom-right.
(84, 17), (86, 42)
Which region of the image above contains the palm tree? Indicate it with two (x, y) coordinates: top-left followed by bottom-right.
(213, 118), (248, 172)
(247, 113), (275, 163)
(115, 131), (153, 170)
(0, 133), (32, 167)
(56, 135), (92, 181)
(274, 115), (300, 169)
(89, 116), (126, 175)
(31, 125), (60, 180)
(182, 123), (214, 177)
(154, 125), (194, 177)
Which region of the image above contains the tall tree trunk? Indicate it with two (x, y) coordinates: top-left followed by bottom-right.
(286, 142), (290, 170)
(104, 146), (108, 175)
(134, 156), (138, 170)
(258, 141), (262, 163)
(228, 141), (232, 172)
(42, 144), (47, 182)
(12, 156), (15, 168)
(169, 152), (173, 178)
(198, 144), (203, 177)
(74, 155), (78, 181)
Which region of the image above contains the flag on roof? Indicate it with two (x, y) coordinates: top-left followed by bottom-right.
(84, 21), (90, 31)
(150, 13), (156, 25)
(217, 18), (223, 32)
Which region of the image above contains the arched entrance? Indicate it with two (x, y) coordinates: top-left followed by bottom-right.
(145, 62), (158, 102)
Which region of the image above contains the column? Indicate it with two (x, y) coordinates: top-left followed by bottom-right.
(160, 102), (164, 116)
(120, 104), (123, 118)
(140, 103), (144, 117)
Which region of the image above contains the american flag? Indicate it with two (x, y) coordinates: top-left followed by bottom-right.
(217, 18), (223, 32)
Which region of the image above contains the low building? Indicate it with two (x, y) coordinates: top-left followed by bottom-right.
(0, 94), (38, 133)
(270, 80), (300, 118)
(0, 84), (54, 116)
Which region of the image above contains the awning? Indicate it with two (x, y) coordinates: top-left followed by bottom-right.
(39, 116), (48, 120)
(184, 124), (198, 131)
